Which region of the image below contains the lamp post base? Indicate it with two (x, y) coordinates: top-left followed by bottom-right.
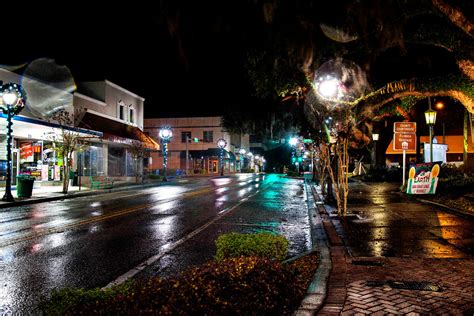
(162, 176), (168, 182)
(2, 192), (14, 202)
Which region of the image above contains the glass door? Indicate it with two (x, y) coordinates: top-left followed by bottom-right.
(12, 149), (19, 185)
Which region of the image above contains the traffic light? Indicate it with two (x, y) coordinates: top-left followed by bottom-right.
(193, 137), (199, 142)
(297, 157), (303, 162)
(291, 157), (296, 163)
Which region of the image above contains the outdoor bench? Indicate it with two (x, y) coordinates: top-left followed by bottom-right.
(89, 176), (114, 189)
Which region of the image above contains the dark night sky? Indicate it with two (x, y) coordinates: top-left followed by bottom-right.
(3, 2), (472, 120)
(3, 2), (250, 118)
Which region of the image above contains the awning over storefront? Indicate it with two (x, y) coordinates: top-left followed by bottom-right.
(78, 112), (160, 150)
(180, 148), (236, 160)
(0, 113), (103, 139)
(386, 135), (474, 154)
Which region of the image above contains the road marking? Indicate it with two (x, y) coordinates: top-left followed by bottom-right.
(0, 187), (214, 248)
(103, 182), (274, 289)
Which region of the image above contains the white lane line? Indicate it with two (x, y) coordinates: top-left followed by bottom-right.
(102, 187), (268, 289)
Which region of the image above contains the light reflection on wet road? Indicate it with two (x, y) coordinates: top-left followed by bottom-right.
(0, 174), (311, 313)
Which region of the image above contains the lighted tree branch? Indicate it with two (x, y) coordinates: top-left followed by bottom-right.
(431, 0), (474, 38)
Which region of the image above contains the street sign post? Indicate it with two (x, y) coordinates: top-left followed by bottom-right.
(393, 122), (417, 186)
(393, 132), (416, 151)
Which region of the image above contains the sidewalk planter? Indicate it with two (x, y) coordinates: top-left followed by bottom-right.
(16, 175), (35, 198)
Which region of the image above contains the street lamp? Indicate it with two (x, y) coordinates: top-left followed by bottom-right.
(372, 132), (379, 168)
(0, 83), (26, 202)
(289, 137), (298, 147)
(159, 126), (173, 181)
(424, 99), (437, 163)
(316, 76), (340, 99)
(239, 148), (246, 172)
(435, 101), (446, 144)
(217, 138), (227, 176)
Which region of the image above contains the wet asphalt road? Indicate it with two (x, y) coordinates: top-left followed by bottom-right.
(332, 182), (474, 258)
(0, 174), (311, 313)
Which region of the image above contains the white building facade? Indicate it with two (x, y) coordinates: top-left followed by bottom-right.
(0, 68), (158, 187)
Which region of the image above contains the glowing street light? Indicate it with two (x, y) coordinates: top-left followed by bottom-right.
(289, 137), (298, 146)
(159, 126), (173, 181)
(217, 138), (227, 176)
(0, 83), (26, 201)
(425, 99), (437, 163)
(316, 76), (340, 99)
(372, 132), (379, 167)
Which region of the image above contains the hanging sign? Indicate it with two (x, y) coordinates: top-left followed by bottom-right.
(406, 162), (441, 194)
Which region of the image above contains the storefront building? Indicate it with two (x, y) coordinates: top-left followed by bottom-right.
(144, 116), (248, 175)
(0, 68), (158, 186)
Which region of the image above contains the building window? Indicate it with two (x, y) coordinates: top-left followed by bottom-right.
(129, 106), (134, 124)
(203, 131), (213, 143)
(181, 131), (191, 143)
(118, 100), (125, 120)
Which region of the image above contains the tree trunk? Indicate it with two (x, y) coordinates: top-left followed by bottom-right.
(62, 162), (69, 194)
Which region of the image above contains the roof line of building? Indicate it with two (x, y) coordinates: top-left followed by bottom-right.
(105, 80), (145, 101)
(74, 92), (107, 107)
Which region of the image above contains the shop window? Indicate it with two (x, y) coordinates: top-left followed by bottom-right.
(203, 131), (213, 143)
(181, 131), (191, 143)
(78, 144), (104, 176)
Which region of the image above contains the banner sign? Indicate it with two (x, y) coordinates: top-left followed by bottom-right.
(406, 162), (441, 194)
(20, 143), (33, 159)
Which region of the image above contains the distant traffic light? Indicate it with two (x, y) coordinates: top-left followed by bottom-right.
(193, 137), (199, 142)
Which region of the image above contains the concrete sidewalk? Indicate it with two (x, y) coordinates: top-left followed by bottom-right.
(311, 182), (474, 315)
(0, 179), (178, 210)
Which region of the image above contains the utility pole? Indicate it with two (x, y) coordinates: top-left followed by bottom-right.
(186, 135), (189, 175)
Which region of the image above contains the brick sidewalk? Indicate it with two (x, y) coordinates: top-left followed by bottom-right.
(314, 184), (474, 315)
(342, 257), (474, 315)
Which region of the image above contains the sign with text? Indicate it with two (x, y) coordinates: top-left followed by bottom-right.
(407, 162), (441, 194)
(394, 122), (416, 133)
(20, 143), (33, 160)
(393, 133), (416, 151)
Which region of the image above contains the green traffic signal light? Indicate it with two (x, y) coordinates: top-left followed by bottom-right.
(193, 137), (199, 142)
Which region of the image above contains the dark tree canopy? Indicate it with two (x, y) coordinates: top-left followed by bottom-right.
(157, 0), (474, 141)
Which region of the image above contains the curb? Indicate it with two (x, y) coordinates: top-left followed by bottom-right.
(0, 181), (174, 210)
(294, 181), (332, 315)
(415, 198), (474, 219)
(394, 191), (474, 219)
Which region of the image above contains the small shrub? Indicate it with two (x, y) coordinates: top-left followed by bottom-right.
(362, 166), (402, 182)
(147, 174), (162, 180)
(215, 232), (288, 261)
(286, 170), (300, 177)
(459, 160), (474, 177)
(440, 163), (464, 179)
(437, 177), (474, 195)
(241, 168), (255, 173)
(40, 255), (319, 315)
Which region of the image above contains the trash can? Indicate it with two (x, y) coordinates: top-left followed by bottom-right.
(16, 175), (35, 198)
(73, 171), (78, 186)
